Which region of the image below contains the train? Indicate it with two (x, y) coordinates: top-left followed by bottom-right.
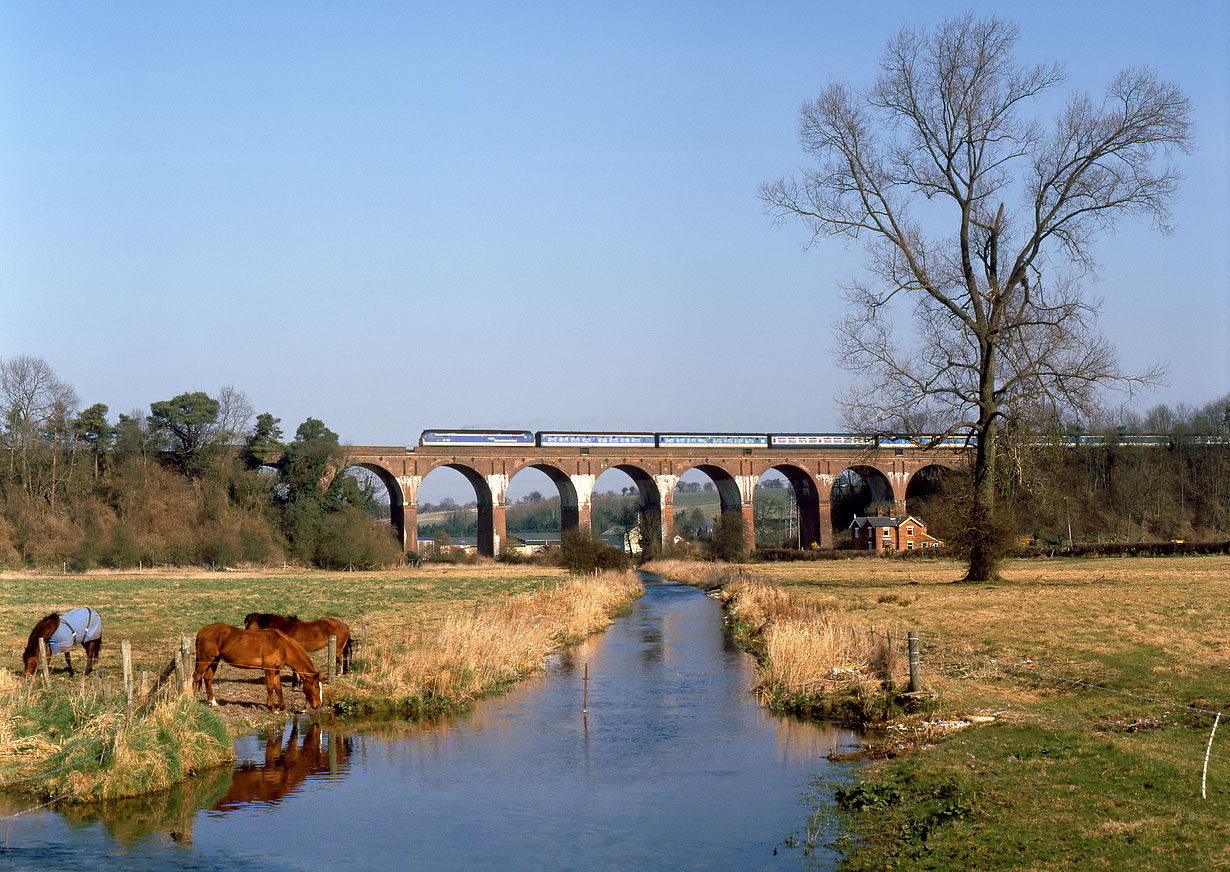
(417, 429), (1226, 450)
(419, 429), (971, 449)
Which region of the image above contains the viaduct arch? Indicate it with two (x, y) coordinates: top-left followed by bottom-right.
(340, 443), (966, 557)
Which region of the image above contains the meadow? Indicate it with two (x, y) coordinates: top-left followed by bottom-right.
(650, 554), (1229, 870)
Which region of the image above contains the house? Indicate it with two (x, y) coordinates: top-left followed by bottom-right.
(849, 511), (943, 551)
(601, 525), (642, 555)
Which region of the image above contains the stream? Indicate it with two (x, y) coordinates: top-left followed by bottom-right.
(1, 576), (860, 870)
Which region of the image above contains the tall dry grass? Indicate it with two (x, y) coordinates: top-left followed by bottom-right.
(0, 674), (232, 804)
(330, 570), (643, 715)
(646, 559), (905, 723)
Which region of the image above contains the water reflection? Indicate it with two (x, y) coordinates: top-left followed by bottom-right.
(211, 722), (351, 813)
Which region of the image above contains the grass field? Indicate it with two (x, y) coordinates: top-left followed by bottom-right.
(0, 564), (572, 684)
(659, 555), (1229, 870)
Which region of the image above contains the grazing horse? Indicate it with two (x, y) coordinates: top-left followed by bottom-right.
(22, 608), (103, 677)
(192, 624), (322, 712)
(243, 613), (352, 677)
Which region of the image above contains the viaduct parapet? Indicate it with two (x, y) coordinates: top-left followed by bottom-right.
(340, 442), (965, 557)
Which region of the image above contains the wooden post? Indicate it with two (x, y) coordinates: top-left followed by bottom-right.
(181, 637), (194, 694)
(327, 635), (337, 683)
(38, 642), (51, 687)
(140, 670), (149, 696)
(122, 640), (133, 707)
(174, 650), (185, 692)
(908, 631), (921, 693)
(583, 662), (588, 714)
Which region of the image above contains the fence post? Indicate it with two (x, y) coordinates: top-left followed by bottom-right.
(174, 650), (185, 693)
(38, 642), (51, 687)
(122, 640), (133, 707)
(181, 637), (194, 694)
(327, 635), (337, 683)
(908, 631), (921, 694)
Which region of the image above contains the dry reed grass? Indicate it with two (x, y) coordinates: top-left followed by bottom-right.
(330, 570), (643, 713)
(645, 560), (904, 715)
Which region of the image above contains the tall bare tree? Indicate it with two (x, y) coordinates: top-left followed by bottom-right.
(0, 355), (79, 496)
(761, 14), (1190, 580)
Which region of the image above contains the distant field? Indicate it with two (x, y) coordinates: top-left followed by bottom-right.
(0, 565), (570, 681)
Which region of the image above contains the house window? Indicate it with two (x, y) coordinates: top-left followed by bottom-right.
(907, 541), (914, 550)
(906, 526), (914, 536)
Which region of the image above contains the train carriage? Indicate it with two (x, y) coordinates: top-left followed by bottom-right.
(536, 432), (657, 447)
(419, 429), (535, 446)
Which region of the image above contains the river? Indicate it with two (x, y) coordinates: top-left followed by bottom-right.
(1, 576), (859, 870)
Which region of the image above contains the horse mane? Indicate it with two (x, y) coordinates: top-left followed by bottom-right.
(272, 629), (319, 677)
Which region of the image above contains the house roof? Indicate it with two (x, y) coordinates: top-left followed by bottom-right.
(849, 515), (924, 529)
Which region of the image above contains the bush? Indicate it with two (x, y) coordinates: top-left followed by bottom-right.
(556, 531), (629, 574)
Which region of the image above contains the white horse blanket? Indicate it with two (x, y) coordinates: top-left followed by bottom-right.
(47, 607), (102, 655)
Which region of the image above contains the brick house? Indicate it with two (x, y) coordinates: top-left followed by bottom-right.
(849, 511), (943, 551)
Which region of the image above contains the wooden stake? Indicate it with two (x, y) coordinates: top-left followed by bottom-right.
(908, 631), (921, 693)
(583, 662), (588, 714)
(38, 642), (51, 687)
(122, 640), (133, 707)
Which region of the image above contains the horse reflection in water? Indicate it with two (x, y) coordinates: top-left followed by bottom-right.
(213, 721), (351, 812)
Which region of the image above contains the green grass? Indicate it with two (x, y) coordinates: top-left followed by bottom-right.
(660, 555), (1229, 870)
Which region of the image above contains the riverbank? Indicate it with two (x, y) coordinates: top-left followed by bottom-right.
(646, 555), (1229, 870)
(0, 564), (638, 804)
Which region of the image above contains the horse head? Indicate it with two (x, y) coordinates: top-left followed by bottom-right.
(300, 670), (323, 709)
(21, 613), (59, 676)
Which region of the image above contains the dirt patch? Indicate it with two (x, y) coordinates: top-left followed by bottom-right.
(188, 668), (319, 733)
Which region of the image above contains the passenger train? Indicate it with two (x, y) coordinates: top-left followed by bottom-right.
(418, 429), (973, 449)
(417, 429), (1221, 450)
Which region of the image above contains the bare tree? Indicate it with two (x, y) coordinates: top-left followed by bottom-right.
(761, 14), (1190, 580)
(214, 385), (255, 446)
(0, 355), (79, 496)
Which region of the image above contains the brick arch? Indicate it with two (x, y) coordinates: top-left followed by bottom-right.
(608, 463), (664, 554)
(829, 463), (897, 536)
(415, 461), (499, 555)
(506, 461), (582, 533)
(337, 460), (408, 550)
(754, 464), (822, 550)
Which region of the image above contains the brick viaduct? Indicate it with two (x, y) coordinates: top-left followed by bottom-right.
(338, 442), (965, 557)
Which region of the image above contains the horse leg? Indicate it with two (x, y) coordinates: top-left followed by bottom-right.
(64, 649), (75, 678)
(194, 659), (219, 705)
(264, 670), (285, 712)
(83, 639), (100, 676)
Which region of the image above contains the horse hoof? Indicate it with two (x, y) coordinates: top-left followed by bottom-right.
(209, 700), (218, 707)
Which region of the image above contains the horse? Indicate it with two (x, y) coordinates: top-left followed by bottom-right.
(243, 613), (352, 678)
(22, 607), (103, 677)
(191, 624), (322, 712)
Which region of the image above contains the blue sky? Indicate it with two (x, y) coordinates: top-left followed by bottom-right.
(2, 1), (1227, 460)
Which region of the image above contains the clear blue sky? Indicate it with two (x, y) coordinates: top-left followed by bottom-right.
(2, 1), (1227, 453)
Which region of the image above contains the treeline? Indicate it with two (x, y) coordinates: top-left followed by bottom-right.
(917, 396), (1230, 551)
(0, 355), (403, 570)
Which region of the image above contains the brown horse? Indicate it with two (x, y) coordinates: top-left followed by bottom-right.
(22, 607), (103, 677)
(192, 624), (322, 712)
(243, 613), (352, 677)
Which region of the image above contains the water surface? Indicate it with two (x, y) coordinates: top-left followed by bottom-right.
(1, 578), (858, 870)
